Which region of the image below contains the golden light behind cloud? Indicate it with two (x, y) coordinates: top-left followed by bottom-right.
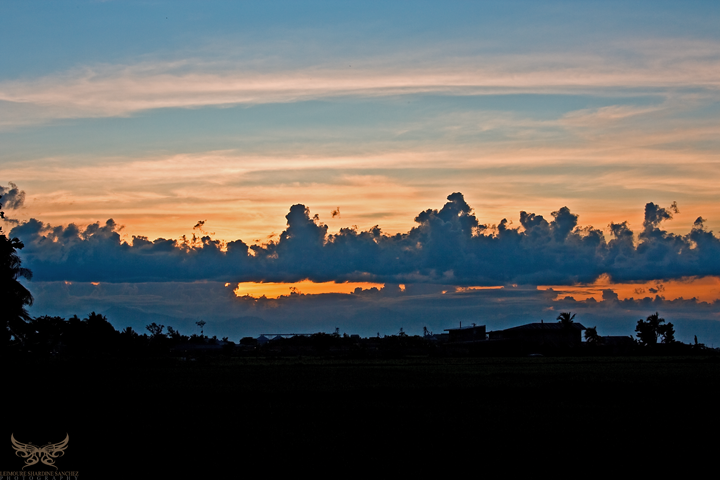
(539, 275), (720, 303)
(232, 280), (385, 298)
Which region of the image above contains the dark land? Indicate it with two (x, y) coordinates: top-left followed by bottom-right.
(3, 354), (719, 475)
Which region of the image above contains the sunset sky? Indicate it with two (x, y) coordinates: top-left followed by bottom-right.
(3, 1), (720, 343)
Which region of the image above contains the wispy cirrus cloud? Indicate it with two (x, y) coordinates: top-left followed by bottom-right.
(2, 38), (720, 124)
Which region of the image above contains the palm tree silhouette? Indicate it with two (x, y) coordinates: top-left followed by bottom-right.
(584, 326), (600, 344)
(1, 196), (33, 348)
(557, 312), (576, 329)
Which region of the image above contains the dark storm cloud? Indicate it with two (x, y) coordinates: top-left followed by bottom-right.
(11, 193), (720, 285)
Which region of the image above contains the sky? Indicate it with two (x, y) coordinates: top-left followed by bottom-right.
(3, 0), (720, 343)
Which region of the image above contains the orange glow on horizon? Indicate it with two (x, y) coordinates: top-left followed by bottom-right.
(7, 148), (720, 246)
(455, 286), (504, 293)
(228, 277), (720, 302)
(539, 274), (720, 303)
(232, 280), (385, 298)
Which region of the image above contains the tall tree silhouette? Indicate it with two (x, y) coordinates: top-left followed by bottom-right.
(0, 195), (33, 350)
(196, 320), (206, 336)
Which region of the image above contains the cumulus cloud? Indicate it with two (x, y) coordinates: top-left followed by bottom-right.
(11, 193), (720, 286)
(0, 182), (26, 210)
(643, 201), (678, 229)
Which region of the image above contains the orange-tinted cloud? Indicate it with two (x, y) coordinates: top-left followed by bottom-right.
(232, 280), (384, 298)
(540, 274), (720, 303)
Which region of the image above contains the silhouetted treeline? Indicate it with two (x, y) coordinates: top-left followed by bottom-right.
(3, 310), (716, 360)
(7, 312), (231, 359)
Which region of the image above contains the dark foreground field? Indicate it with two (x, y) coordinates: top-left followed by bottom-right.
(3, 356), (719, 475)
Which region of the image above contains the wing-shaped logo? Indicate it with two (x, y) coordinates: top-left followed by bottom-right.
(11, 433), (69, 470)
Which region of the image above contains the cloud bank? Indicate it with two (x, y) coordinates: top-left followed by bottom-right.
(10, 192), (720, 286)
